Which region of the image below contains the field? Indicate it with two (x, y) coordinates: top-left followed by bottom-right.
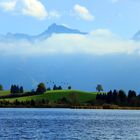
(0, 90), (97, 103)
(0, 90), (10, 96)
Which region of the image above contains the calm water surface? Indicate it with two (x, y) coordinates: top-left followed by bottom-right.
(0, 109), (140, 140)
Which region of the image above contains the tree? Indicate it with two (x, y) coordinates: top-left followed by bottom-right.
(128, 90), (137, 106)
(118, 90), (127, 105)
(0, 84), (3, 91)
(58, 86), (62, 90)
(47, 88), (51, 91)
(107, 90), (113, 103)
(14, 99), (20, 106)
(68, 86), (72, 90)
(96, 84), (103, 92)
(128, 90), (136, 101)
(36, 83), (46, 93)
(10, 85), (20, 94)
(10, 85), (14, 93)
(53, 85), (57, 90)
(16, 85), (20, 93)
(112, 90), (118, 103)
(30, 99), (35, 106)
(20, 86), (24, 93)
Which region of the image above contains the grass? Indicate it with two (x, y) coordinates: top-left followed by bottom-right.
(1, 90), (97, 103)
(0, 90), (11, 96)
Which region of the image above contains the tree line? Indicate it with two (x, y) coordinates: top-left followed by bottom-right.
(0, 82), (72, 99)
(10, 85), (24, 94)
(96, 90), (140, 107)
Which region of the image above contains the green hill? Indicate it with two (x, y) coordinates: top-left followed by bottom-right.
(1, 90), (97, 103)
(0, 90), (10, 96)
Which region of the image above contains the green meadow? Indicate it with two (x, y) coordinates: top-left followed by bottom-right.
(0, 90), (97, 103)
(0, 90), (11, 96)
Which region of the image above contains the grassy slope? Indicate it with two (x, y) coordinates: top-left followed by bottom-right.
(0, 90), (10, 96)
(2, 90), (97, 103)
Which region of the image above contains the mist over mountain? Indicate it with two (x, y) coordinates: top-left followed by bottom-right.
(133, 30), (140, 41)
(0, 24), (140, 92)
(0, 23), (87, 42)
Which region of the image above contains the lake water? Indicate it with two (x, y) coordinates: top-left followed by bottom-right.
(0, 109), (140, 140)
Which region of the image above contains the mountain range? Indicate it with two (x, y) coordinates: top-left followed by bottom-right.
(0, 23), (87, 42)
(1, 23), (140, 42)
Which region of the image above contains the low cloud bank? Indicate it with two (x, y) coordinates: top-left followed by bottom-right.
(0, 29), (140, 56)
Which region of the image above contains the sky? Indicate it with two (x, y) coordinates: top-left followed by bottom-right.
(0, 0), (140, 38)
(1, 0), (140, 90)
(0, 0), (139, 57)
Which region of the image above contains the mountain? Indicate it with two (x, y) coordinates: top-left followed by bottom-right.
(37, 23), (87, 40)
(5, 33), (32, 42)
(133, 30), (140, 41)
(0, 23), (87, 42)
(40, 23), (87, 35)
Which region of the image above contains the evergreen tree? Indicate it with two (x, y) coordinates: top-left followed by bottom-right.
(20, 86), (24, 93)
(10, 85), (14, 93)
(0, 84), (3, 91)
(58, 86), (62, 90)
(107, 90), (113, 103)
(112, 90), (118, 104)
(118, 90), (127, 105)
(16, 85), (20, 93)
(128, 90), (136, 101)
(53, 85), (57, 90)
(68, 86), (72, 90)
(10, 85), (23, 94)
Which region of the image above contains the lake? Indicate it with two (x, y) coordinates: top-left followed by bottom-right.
(0, 109), (140, 140)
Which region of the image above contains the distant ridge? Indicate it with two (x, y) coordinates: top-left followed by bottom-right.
(42, 23), (87, 34)
(0, 23), (87, 42)
(133, 30), (140, 41)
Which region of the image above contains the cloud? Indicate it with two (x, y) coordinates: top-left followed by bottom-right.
(0, 0), (16, 11)
(73, 4), (94, 21)
(48, 10), (61, 19)
(21, 0), (48, 20)
(0, 0), (48, 20)
(111, 0), (119, 3)
(0, 29), (140, 56)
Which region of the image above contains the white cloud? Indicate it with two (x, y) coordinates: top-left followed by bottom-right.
(0, 0), (48, 20)
(73, 4), (94, 21)
(111, 0), (119, 3)
(21, 0), (48, 20)
(48, 10), (61, 19)
(0, 29), (140, 56)
(0, 0), (16, 11)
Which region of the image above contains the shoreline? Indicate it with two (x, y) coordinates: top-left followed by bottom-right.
(71, 106), (140, 110)
(0, 105), (140, 110)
